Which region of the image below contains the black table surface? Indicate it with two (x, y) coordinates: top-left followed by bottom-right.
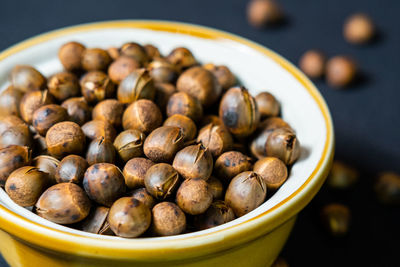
(0, 0), (399, 266)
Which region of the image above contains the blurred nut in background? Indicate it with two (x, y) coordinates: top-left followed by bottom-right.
(58, 41), (86, 71)
(144, 44), (161, 60)
(108, 56), (140, 84)
(166, 47), (197, 71)
(326, 56), (357, 88)
(47, 72), (80, 102)
(0, 145), (31, 186)
(0, 86), (24, 117)
(321, 203), (351, 236)
(81, 48), (112, 71)
(344, 13), (375, 45)
(374, 172), (400, 205)
(20, 90), (55, 124)
(10, 65), (46, 92)
(326, 160), (359, 189)
(203, 63), (236, 91)
(247, 0), (284, 28)
(154, 83), (176, 112)
(0, 115), (32, 149)
(80, 71), (116, 104)
(255, 92), (280, 119)
(299, 50), (326, 79)
(120, 42), (149, 66)
(148, 57), (179, 84)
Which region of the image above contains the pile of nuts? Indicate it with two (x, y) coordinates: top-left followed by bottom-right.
(0, 41), (301, 238)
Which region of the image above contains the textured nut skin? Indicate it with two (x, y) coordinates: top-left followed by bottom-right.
(194, 200), (235, 230)
(148, 58), (178, 84)
(120, 42), (149, 66)
(172, 144), (213, 181)
(114, 130), (146, 162)
(122, 99), (162, 134)
(207, 176), (224, 200)
(299, 50), (326, 79)
(117, 69), (156, 104)
(33, 155), (60, 184)
(197, 123), (233, 157)
(144, 163), (180, 200)
(82, 120), (116, 142)
(265, 128), (300, 165)
(166, 47), (197, 71)
(123, 157), (154, 189)
(326, 56), (357, 88)
(219, 87), (260, 138)
(108, 197), (151, 238)
(61, 97), (92, 126)
(86, 137), (116, 165)
(344, 13), (375, 44)
(166, 92), (203, 122)
(164, 114), (197, 142)
(144, 44), (161, 60)
(247, 0), (283, 28)
(152, 202), (186, 236)
(55, 155), (88, 184)
(19, 90), (55, 124)
(81, 48), (112, 71)
(0, 115), (32, 149)
(80, 206), (110, 234)
(32, 104), (69, 135)
(253, 157), (288, 191)
(130, 188), (156, 209)
(92, 99), (124, 127)
(143, 126), (185, 163)
(10, 65), (46, 92)
(214, 151), (253, 184)
(203, 64), (236, 91)
(0, 145), (31, 186)
(45, 122), (85, 159)
(35, 183), (91, 224)
(176, 178), (213, 215)
(154, 83), (176, 112)
(177, 66), (222, 106)
(80, 71), (115, 104)
(47, 72), (80, 101)
(225, 171), (267, 217)
(83, 163), (126, 207)
(58, 42), (86, 71)
(255, 92), (280, 118)
(321, 203), (351, 236)
(108, 56), (140, 84)
(5, 166), (49, 207)
(0, 86), (24, 117)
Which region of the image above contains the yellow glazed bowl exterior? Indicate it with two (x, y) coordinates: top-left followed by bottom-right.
(0, 21), (334, 267)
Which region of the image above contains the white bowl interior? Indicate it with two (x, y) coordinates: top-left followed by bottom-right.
(0, 24), (327, 241)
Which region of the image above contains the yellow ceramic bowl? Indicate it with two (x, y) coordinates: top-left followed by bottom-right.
(0, 21), (334, 267)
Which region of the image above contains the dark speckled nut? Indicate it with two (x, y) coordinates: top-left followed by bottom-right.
(144, 163), (180, 200)
(10, 65), (46, 92)
(166, 92), (203, 122)
(86, 137), (116, 165)
(55, 155), (88, 184)
(32, 104), (69, 136)
(81, 48), (112, 72)
(61, 97), (92, 126)
(120, 42), (149, 66)
(130, 188), (156, 209)
(123, 158), (155, 189)
(214, 151), (253, 184)
(0, 145), (31, 186)
(80, 71), (115, 104)
(83, 163), (126, 207)
(117, 69), (156, 104)
(47, 72), (80, 102)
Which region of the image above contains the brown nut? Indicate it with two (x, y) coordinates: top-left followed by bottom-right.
(344, 13), (375, 45)
(122, 99), (162, 134)
(326, 161), (359, 189)
(144, 44), (161, 60)
(81, 206), (111, 234)
(10, 65), (46, 92)
(164, 114), (197, 142)
(255, 92), (280, 118)
(107, 47), (120, 60)
(321, 203), (351, 236)
(144, 163), (180, 200)
(117, 69), (156, 104)
(80, 71), (116, 104)
(203, 64), (236, 91)
(35, 183), (91, 224)
(177, 66), (222, 106)
(152, 202), (186, 236)
(58, 42), (86, 71)
(154, 82), (176, 112)
(108, 197), (151, 238)
(92, 99), (124, 127)
(166, 92), (203, 122)
(0, 86), (24, 117)
(5, 166), (49, 207)
(55, 155), (88, 184)
(32, 104), (69, 135)
(326, 56), (357, 88)
(219, 86), (260, 138)
(114, 130), (146, 163)
(83, 163), (126, 207)
(0, 145), (31, 186)
(253, 157), (288, 191)
(32, 155), (60, 184)
(374, 172), (400, 205)
(225, 171), (267, 217)
(197, 123), (233, 157)
(0, 115), (32, 149)
(194, 200), (235, 230)
(265, 128), (300, 165)
(45, 121), (86, 159)
(19, 90), (55, 124)
(130, 188), (156, 209)
(81, 48), (112, 71)
(47, 72), (80, 101)
(166, 47), (197, 71)
(299, 50), (326, 79)
(173, 144), (213, 181)
(120, 42), (149, 66)
(86, 137), (116, 165)
(61, 97), (92, 126)
(176, 178), (213, 215)
(82, 120), (116, 142)
(148, 57), (179, 84)
(214, 151), (253, 184)
(200, 115), (222, 128)
(123, 158), (155, 189)
(108, 56), (140, 84)
(207, 176), (224, 200)
(247, 0), (283, 28)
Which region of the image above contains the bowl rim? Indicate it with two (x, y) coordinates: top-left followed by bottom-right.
(0, 20), (334, 260)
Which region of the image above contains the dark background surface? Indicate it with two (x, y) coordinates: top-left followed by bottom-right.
(0, 0), (399, 266)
